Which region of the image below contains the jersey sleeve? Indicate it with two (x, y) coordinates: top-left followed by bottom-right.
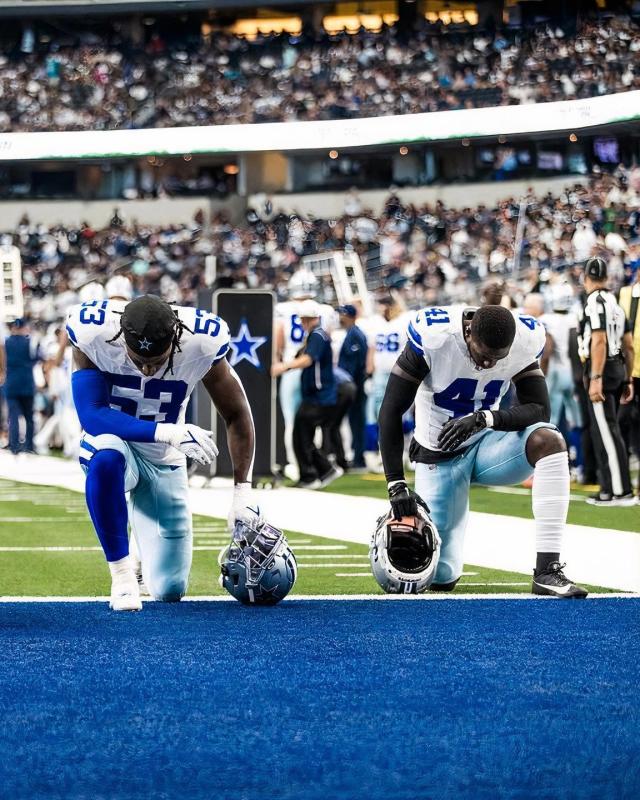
(65, 301), (112, 361)
(407, 307), (452, 368)
(190, 310), (231, 365)
(513, 313), (547, 368)
(585, 293), (606, 331)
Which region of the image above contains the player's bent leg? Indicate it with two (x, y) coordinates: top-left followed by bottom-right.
(473, 426), (587, 599)
(129, 461), (192, 602)
(79, 434), (142, 611)
(414, 458), (472, 589)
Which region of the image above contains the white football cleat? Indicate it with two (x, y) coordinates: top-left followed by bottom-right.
(109, 569), (142, 611)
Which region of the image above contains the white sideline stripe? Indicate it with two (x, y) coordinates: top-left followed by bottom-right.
(0, 517), (88, 523)
(593, 402), (624, 497)
(0, 545), (350, 553)
(0, 593), (636, 603)
(0, 453), (639, 591)
(488, 486), (589, 502)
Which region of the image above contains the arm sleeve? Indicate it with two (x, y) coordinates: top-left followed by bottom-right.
(490, 374), (551, 432)
(72, 368), (158, 442)
(379, 345), (427, 483)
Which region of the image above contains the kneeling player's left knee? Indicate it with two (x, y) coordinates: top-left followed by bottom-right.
(149, 575), (188, 603)
(526, 427), (567, 466)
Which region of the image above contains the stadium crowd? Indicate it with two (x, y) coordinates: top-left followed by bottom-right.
(1, 16), (639, 132)
(6, 167), (640, 324)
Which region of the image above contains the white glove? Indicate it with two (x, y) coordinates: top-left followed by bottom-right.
(154, 423), (218, 465)
(228, 481), (262, 532)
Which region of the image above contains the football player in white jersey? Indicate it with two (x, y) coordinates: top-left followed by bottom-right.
(67, 295), (260, 611)
(377, 304), (588, 598)
(274, 269), (336, 480)
(362, 297), (413, 468)
(539, 283), (581, 429)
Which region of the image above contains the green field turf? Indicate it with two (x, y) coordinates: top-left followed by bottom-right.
(0, 479), (616, 597)
(322, 473), (640, 532)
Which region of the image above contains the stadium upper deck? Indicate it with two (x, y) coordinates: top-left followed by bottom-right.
(0, 12), (638, 133)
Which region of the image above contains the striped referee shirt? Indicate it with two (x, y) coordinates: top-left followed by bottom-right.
(579, 289), (626, 361)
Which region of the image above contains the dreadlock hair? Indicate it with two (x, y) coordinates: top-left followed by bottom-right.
(106, 306), (193, 377)
(470, 305), (516, 351)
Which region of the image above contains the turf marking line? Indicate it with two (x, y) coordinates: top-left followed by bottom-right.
(0, 593), (636, 603)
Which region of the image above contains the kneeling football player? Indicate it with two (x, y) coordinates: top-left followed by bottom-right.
(375, 304), (588, 598)
(69, 294), (268, 610)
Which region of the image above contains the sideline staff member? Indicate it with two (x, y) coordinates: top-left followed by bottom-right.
(580, 257), (635, 506)
(618, 269), (640, 493)
(271, 300), (341, 489)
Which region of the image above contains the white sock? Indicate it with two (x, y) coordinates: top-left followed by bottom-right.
(108, 555), (133, 579)
(532, 451), (570, 554)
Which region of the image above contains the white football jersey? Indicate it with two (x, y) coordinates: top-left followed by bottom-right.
(365, 311), (413, 374)
(408, 306), (546, 453)
(539, 311), (577, 372)
(67, 300), (230, 466)
(276, 301), (337, 361)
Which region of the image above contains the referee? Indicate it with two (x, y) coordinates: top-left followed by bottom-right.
(580, 257), (635, 506)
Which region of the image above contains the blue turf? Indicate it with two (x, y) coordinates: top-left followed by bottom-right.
(1, 599), (639, 800)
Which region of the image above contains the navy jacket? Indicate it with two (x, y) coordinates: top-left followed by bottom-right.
(338, 324), (368, 387)
(4, 335), (38, 397)
(301, 326), (336, 406)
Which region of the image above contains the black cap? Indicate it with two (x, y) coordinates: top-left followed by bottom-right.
(584, 257), (607, 281)
(120, 295), (177, 357)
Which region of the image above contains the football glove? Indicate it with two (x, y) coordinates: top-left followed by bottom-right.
(227, 481), (262, 532)
(154, 423), (218, 465)
(437, 411), (489, 452)
(388, 480), (425, 520)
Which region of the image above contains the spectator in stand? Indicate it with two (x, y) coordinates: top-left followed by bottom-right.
(0, 17), (638, 133)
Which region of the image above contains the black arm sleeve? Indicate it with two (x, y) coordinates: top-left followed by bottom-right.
(378, 345), (428, 483)
(490, 374), (551, 431)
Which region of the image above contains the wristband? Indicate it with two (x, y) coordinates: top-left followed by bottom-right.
(481, 410), (494, 428)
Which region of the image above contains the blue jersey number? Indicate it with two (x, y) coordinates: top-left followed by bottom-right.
(105, 374), (188, 424)
(290, 314), (305, 344)
(518, 315), (537, 331)
(79, 300), (108, 326)
(194, 310), (221, 338)
(423, 308), (450, 326)
(376, 333), (400, 353)
(433, 378), (505, 418)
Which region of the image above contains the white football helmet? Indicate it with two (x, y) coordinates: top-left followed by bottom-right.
(106, 275), (133, 301)
(370, 500), (441, 594)
(78, 281), (105, 303)
(550, 281), (575, 312)
(288, 268), (318, 300)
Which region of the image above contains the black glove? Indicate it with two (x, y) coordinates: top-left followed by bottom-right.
(388, 481), (425, 520)
(438, 411), (488, 452)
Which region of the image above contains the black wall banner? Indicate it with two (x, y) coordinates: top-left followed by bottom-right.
(195, 289), (276, 479)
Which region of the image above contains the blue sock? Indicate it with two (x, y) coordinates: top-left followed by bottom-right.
(365, 423), (379, 452)
(85, 450), (129, 562)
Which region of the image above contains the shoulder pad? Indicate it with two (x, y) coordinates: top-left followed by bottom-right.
(179, 307), (230, 363)
(407, 307), (456, 355)
(65, 300), (118, 352)
(513, 312), (547, 362)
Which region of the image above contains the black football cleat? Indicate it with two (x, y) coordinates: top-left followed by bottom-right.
(532, 561), (588, 599)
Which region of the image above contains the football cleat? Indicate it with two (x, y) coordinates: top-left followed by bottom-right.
(532, 561), (588, 599)
(110, 569), (143, 611)
(586, 492), (636, 507)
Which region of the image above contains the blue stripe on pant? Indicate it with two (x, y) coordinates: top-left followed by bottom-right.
(79, 433), (192, 601)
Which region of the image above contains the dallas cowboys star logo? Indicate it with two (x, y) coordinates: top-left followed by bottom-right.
(138, 337), (152, 351)
(229, 319), (268, 369)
